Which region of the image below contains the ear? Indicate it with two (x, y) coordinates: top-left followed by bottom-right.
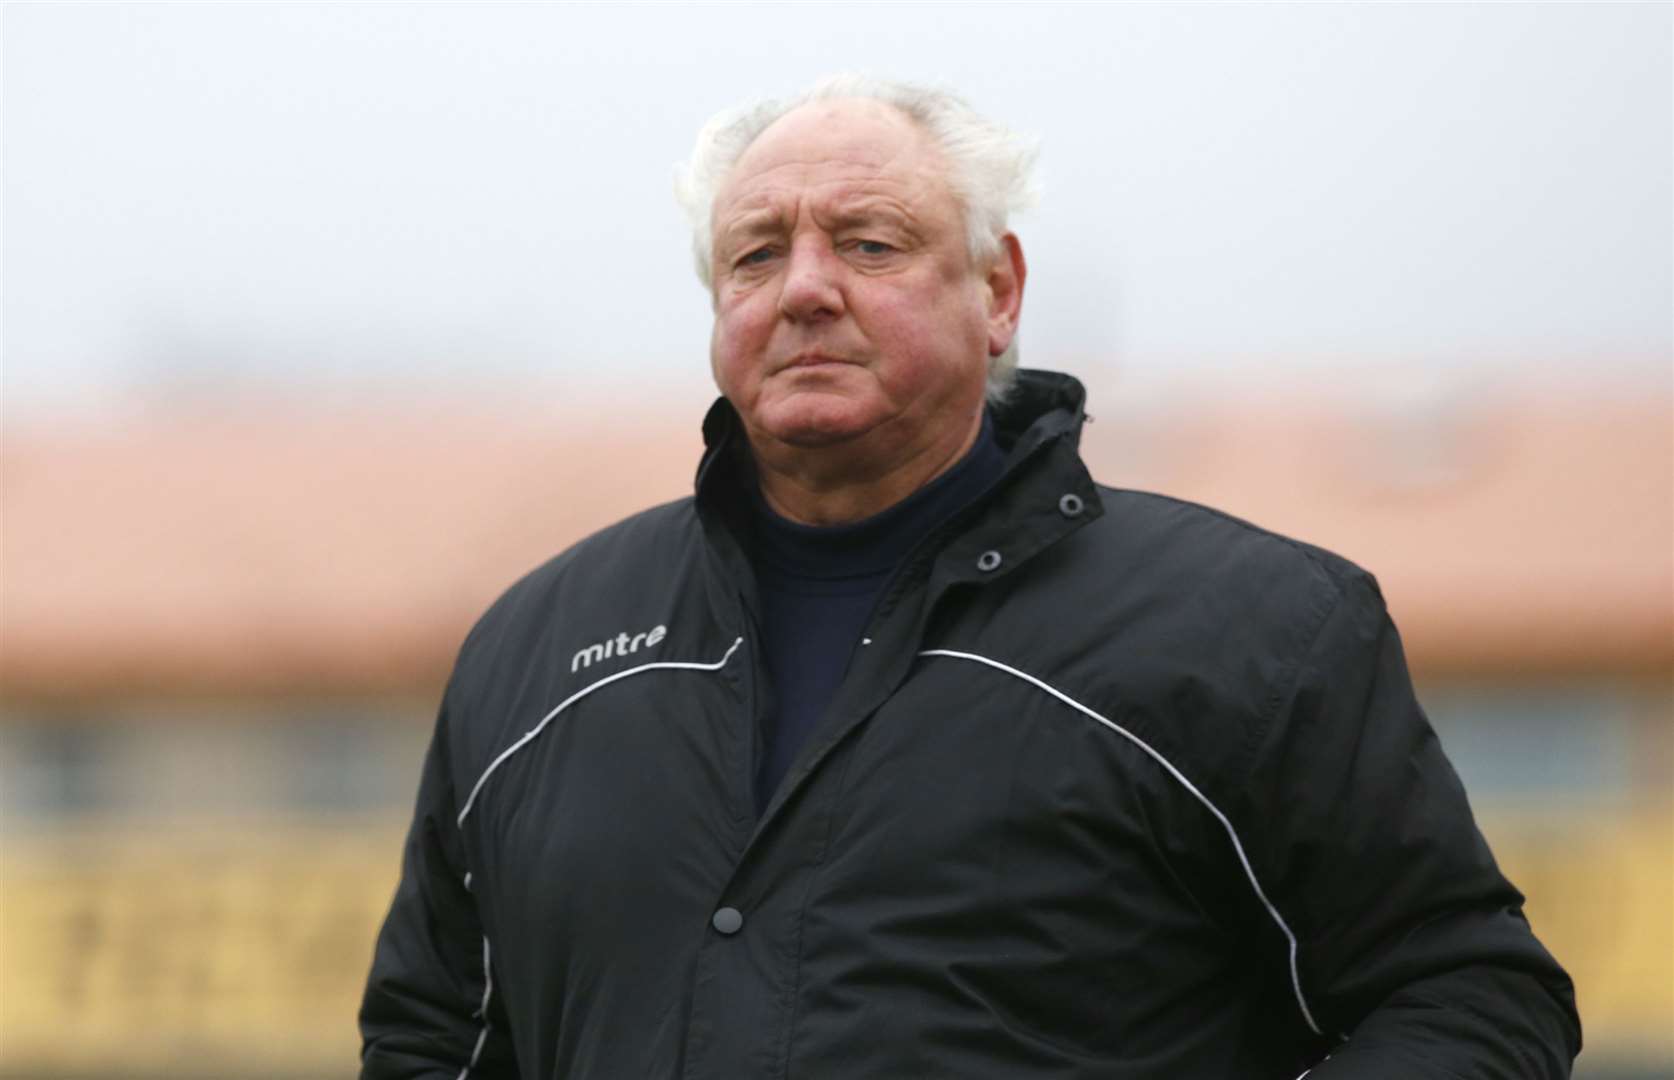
(984, 233), (1027, 358)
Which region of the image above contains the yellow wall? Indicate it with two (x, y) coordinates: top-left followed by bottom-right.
(2, 809), (1668, 1075)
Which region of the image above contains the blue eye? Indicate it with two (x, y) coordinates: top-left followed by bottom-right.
(737, 247), (775, 267)
(856, 240), (894, 255)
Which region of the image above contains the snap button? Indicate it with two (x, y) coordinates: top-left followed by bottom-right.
(711, 906), (743, 935)
(1058, 493), (1085, 518)
(976, 550), (1003, 573)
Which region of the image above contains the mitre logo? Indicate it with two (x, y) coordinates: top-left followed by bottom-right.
(571, 624), (668, 673)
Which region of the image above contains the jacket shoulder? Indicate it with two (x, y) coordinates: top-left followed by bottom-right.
(1091, 485), (1377, 609)
(486, 495), (697, 615)
(449, 497), (704, 685)
(1013, 485), (1389, 788)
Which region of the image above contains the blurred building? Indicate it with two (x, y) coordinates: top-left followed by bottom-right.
(2, 373), (1669, 1078)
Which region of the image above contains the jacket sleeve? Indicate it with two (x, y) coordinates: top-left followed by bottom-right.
(1244, 571), (1581, 1079)
(359, 687), (519, 1079)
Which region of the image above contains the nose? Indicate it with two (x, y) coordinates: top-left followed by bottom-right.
(777, 238), (845, 324)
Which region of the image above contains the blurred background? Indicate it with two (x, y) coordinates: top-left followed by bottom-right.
(2, 3), (1669, 1077)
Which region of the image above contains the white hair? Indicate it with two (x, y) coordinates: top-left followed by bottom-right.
(674, 74), (1040, 403)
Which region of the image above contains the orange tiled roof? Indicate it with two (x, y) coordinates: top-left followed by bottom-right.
(3, 378), (1668, 701)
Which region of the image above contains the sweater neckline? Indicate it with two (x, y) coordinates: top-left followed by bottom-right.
(747, 412), (1006, 583)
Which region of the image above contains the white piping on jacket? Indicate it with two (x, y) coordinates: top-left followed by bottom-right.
(456, 935), (494, 1080)
(456, 637), (744, 827)
(919, 647), (1325, 1037)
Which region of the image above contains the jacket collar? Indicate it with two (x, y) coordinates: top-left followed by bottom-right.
(695, 367), (1090, 503)
(692, 368), (1102, 595)
(989, 367), (1089, 459)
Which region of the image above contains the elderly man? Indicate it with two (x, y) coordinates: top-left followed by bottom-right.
(360, 76), (1579, 1078)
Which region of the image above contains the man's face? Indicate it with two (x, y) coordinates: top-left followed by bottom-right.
(708, 99), (1015, 464)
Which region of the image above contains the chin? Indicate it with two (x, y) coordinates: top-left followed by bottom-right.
(756, 392), (881, 449)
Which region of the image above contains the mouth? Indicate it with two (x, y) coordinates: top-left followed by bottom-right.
(779, 352), (854, 372)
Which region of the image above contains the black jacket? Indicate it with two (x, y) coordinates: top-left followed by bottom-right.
(361, 370), (1579, 1079)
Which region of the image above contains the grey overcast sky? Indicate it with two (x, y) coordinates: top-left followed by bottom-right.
(4, 2), (1670, 414)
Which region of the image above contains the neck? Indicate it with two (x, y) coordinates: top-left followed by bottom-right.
(750, 409), (984, 526)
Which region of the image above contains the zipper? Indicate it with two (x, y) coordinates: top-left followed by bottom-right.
(734, 589), (777, 828)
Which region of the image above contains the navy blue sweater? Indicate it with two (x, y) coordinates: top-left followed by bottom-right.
(747, 415), (1006, 813)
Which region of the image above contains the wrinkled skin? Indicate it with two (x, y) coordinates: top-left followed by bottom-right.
(708, 98), (1025, 524)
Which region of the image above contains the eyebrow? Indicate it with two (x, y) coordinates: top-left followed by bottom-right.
(824, 198), (914, 232)
(713, 196), (918, 256)
(715, 210), (788, 253)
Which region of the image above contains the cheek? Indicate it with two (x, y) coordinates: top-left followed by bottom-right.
(869, 283), (987, 380)
(708, 319), (731, 389)
(710, 295), (769, 391)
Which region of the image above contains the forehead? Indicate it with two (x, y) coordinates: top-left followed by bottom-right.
(714, 98), (956, 223)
